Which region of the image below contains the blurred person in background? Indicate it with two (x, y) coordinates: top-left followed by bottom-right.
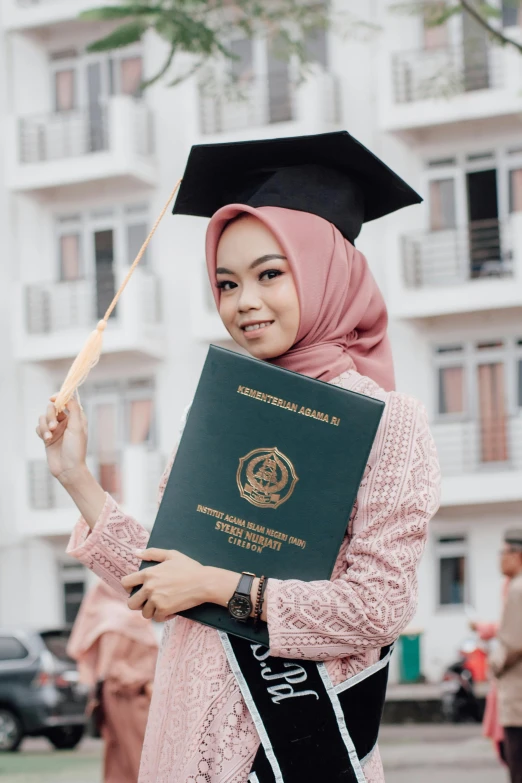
(471, 578), (512, 761)
(67, 579), (158, 783)
(488, 531), (522, 783)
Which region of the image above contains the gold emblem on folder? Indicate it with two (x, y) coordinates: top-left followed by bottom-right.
(237, 447), (298, 509)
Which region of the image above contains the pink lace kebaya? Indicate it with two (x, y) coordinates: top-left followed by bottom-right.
(68, 369), (440, 783)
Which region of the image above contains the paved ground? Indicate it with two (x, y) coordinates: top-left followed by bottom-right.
(380, 725), (506, 783)
(0, 724), (507, 782)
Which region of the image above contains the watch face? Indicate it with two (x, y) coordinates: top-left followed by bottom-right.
(228, 595), (252, 620)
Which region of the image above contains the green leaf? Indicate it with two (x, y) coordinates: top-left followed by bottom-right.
(79, 5), (162, 21)
(85, 20), (148, 52)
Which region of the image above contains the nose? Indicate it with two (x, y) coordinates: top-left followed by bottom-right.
(237, 281), (262, 313)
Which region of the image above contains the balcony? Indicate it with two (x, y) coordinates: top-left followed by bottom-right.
(5, 96), (156, 193)
(389, 214), (522, 319)
(196, 67), (340, 141)
(433, 417), (522, 506)
(2, 0), (120, 31)
(381, 41), (522, 135)
(21, 447), (164, 538)
(14, 267), (165, 363)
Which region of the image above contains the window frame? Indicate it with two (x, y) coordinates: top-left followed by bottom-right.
(435, 534), (470, 610)
(49, 46), (143, 113)
(421, 142), (522, 235)
(54, 203), (150, 284)
(57, 559), (86, 627)
(432, 337), (522, 422)
(83, 377), (157, 457)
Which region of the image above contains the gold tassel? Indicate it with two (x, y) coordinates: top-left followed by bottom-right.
(54, 179), (182, 414)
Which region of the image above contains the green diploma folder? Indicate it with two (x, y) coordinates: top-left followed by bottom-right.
(142, 346), (384, 644)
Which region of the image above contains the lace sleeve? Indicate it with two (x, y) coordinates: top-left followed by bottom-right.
(66, 493), (151, 598)
(266, 394), (441, 661)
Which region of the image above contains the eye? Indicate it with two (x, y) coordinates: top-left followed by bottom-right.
(259, 269), (283, 282)
(216, 280), (237, 291)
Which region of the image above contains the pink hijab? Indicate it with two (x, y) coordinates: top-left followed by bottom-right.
(206, 205), (395, 391)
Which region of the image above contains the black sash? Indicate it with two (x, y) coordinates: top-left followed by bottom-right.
(221, 633), (392, 783)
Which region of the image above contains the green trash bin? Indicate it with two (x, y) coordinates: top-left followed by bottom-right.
(398, 630), (422, 683)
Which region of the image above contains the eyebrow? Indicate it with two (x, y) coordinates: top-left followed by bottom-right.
(215, 254), (287, 275)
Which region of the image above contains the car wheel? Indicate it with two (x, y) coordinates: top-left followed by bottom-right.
(0, 708), (23, 752)
(46, 725), (84, 751)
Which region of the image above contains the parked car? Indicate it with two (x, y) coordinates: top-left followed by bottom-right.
(0, 628), (88, 752)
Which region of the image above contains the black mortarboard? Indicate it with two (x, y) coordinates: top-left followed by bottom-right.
(173, 131), (422, 244)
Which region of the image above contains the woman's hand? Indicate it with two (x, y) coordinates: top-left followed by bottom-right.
(122, 548), (214, 622)
(35, 396), (88, 486)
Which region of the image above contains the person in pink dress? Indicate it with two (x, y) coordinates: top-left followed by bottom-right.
(36, 132), (441, 783)
(471, 577), (511, 762)
(67, 579), (158, 783)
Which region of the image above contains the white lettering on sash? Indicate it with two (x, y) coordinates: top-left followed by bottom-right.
(266, 683), (320, 704)
(250, 644), (319, 705)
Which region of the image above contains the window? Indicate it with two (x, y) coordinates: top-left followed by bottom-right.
(477, 362), (508, 462)
(129, 399), (153, 445)
(502, 0), (520, 27)
(429, 179), (456, 230)
(64, 583), (85, 625)
(54, 69), (76, 112)
(438, 366), (465, 414)
(127, 222), (148, 266)
(83, 378), (156, 502)
(0, 636), (28, 661)
(59, 234), (82, 281)
(267, 37), (292, 124)
(230, 38), (254, 83)
(423, 3), (449, 49)
(437, 536), (468, 606)
(433, 340), (522, 469)
(55, 203), (150, 285)
(119, 56), (143, 96)
(305, 26), (328, 68)
(509, 169), (522, 212)
(59, 561), (86, 625)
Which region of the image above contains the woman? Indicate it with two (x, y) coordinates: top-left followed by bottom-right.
(67, 579), (158, 783)
(36, 131), (441, 782)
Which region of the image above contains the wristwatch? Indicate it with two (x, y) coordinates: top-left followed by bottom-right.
(227, 572), (255, 622)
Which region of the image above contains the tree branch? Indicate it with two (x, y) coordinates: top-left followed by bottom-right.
(459, 0), (522, 54)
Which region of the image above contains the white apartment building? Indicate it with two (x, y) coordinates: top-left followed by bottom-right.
(0, 0), (520, 684)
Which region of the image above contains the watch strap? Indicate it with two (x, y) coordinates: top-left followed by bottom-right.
(235, 571), (255, 597)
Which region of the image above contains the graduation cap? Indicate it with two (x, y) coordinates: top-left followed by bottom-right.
(173, 130), (422, 245)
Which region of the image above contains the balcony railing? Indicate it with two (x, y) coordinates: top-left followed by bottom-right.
(19, 100), (153, 164)
(392, 44), (503, 103)
(433, 417), (522, 476)
(402, 219), (514, 288)
(24, 271), (162, 335)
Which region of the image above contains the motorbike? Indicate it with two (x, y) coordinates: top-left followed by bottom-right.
(440, 640), (485, 723)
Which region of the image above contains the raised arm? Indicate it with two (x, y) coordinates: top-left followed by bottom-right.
(265, 395), (441, 660)
(36, 395), (178, 598)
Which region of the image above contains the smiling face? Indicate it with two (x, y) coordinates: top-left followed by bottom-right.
(215, 215), (300, 360)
